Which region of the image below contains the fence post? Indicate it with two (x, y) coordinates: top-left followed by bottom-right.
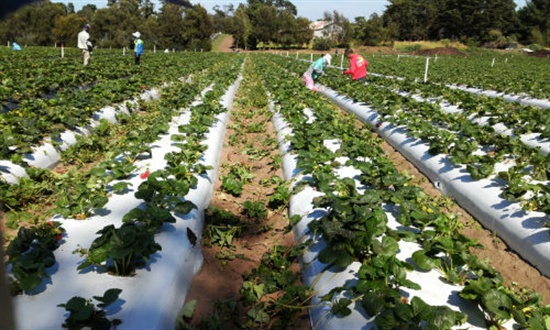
(423, 57), (430, 83)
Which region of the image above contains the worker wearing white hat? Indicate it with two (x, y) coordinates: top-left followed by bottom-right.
(302, 54), (331, 91)
(132, 31), (143, 65)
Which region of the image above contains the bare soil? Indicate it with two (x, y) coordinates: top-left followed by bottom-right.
(182, 75), (311, 329)
(412, 47), (465, 56)
(214, 34), (234, 53)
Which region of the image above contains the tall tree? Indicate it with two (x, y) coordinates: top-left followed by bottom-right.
(182, 4), (214, 51)
(0, 1), (66, 46)
(355, 13), (388, 46)
(294, 16), (313, 47)
(383, 0), (440, 40)
(231, 4), (252, 49)
(274, 10), (297, 48)
(323, 10), (352, 46)
(246, 2), (278, 49)
(157, 2), (185, 48)
(212, 4), (235, 33)
(52, 13), (87, 46)
(518, 0), (550, 46)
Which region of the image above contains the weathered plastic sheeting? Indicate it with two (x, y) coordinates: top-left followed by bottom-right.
(12, 77), (241, 330)
(319, 86), (550, 278)
(447, 84), (550, 109)
(0, 161), (27, 184)
(394, 89), (550, 155)
(0, 88), (162, 182)
(270, 107), (500, 330)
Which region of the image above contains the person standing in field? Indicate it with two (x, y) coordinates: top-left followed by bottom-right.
(77, 24), (92, 66)
(302, 54), (332, 91)
(343, 48), (368, 81)
(132, 32), (143, 65)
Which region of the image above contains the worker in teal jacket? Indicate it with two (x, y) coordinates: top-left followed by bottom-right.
(132, 31), (143, 65)
(302, 54), (331, 91)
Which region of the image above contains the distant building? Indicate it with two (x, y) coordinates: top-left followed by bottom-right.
(310, 20), (342, 40)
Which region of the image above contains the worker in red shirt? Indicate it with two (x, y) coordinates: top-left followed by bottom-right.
(343, 48), (368, 81)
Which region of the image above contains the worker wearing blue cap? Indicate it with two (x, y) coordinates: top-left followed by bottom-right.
(77, 24), (93, 65)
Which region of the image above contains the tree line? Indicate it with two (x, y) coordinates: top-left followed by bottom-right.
(0, 0), (548, 51)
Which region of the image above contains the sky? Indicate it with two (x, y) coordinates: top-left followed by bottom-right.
(53, 0), (528, 22)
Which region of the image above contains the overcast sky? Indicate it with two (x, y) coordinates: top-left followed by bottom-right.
(54, 0), (528, 22)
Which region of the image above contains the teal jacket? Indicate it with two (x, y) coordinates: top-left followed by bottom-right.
(304, 57), (326, 79)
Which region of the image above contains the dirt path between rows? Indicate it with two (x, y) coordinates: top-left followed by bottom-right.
(214, 34), (234, 53)
(181, 61), (311, 329)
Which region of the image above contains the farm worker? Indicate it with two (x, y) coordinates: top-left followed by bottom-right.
(132, 32), (143, 65)
(12, 42), (21, 50)
(343, 48), (368, 81)
(77, 24), (92, 66)
(302, 54), (332, 91)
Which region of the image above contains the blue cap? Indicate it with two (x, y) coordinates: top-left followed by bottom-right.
(84, 24), (90, 31)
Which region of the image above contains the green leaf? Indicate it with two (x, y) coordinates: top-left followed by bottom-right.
(174, 200), (197, 215)
(361, 293), (386, 316)
(247, 305), (270, 323)
(412, 250), (440, 271)
(372, 236), (398, 257)
(482, 289), (513, 320)
(318, 247), (354, 269)
(65, 297), (94, 321)
(178, 299), (197, 321)
(94, 288), (122, 308)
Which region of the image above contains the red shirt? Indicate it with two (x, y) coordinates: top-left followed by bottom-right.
(344, 54), (368, 80)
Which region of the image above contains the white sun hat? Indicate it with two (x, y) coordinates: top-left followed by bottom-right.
(132, 32), (141, 38)
(323, 54), (332, 66)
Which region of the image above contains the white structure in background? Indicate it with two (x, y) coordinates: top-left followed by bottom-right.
(309, 20), (342, 39)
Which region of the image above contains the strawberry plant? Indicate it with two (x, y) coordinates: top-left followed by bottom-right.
(239, 245), (311, 329)
(134, 170), (196, 214)
(203, 206), (245, 250)
(221, 164), (254, 196)
(241, 200), (268, 220)
(6, 221), (65, 292)
(374, 296), (466, 330)
(58, 288), (122, 330)
(77, 222), (161, 276)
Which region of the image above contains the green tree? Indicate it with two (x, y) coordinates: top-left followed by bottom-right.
(294, 16), (313, 47)
(157, 3), (185, 49)
(274, 10), (297, 48)
(383, 0), (440, 40)
(355, 13), (388, 46)
(77, 4), (97, 22)
(92, 7), (125, 48)
(212, 4), (235, 33)
(52, 13), (87, 46)
(246, 2), (278, 49)
(182, 4), (214, 51)
(518, 0), (550, 46)
(323, 10), (352, 46)
(0, 1), (66, 46)
(231, 4), (252, 49)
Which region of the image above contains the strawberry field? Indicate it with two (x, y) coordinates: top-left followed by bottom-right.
(1, 47), (550, 329)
